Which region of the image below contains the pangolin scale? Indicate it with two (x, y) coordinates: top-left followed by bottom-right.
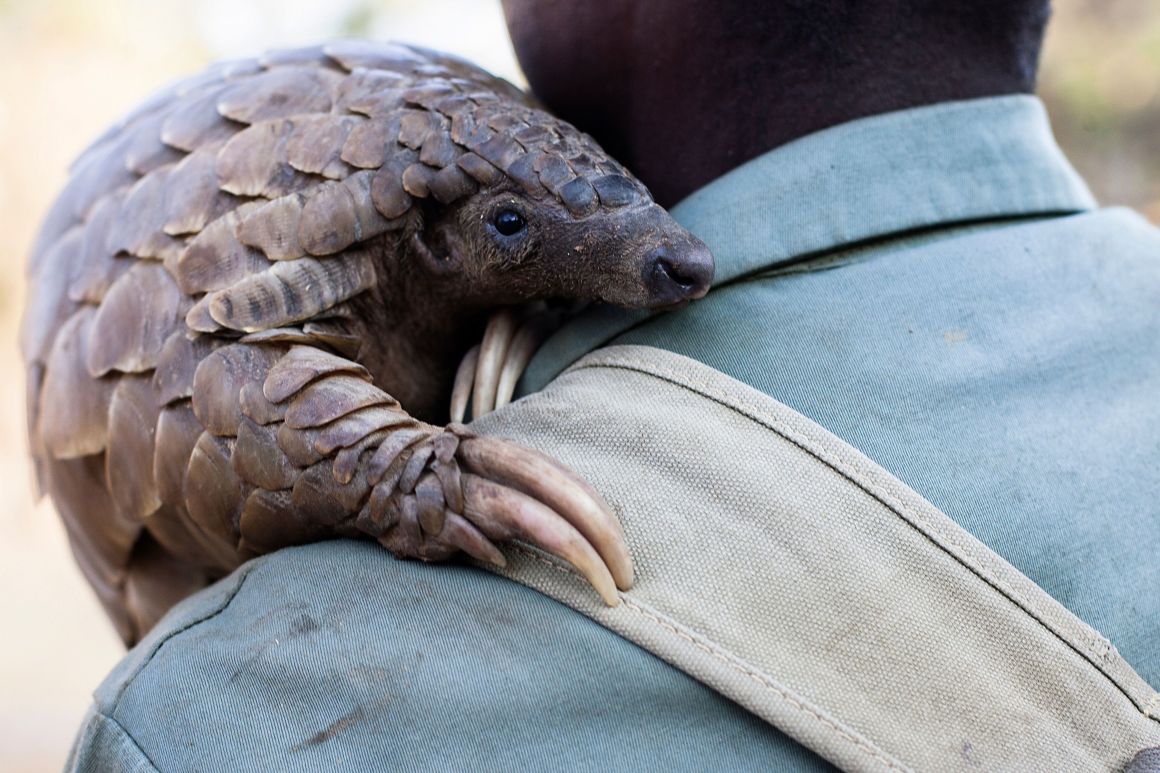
(22, 41), (713, 645)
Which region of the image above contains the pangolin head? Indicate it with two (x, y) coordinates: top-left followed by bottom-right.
(388, 45), (714, 310)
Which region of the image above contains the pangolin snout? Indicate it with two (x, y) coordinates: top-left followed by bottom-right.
(643, 240), (714, 307)
(577, 203), (714, 309)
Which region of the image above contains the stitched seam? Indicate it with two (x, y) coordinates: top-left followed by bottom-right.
(98, 710), (163, 772)
(509, 544), (909, 773)
(570, 354), (1160, 725)
(108, 563), (258, 710)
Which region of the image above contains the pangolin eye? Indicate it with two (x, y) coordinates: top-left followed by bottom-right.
(493, 209), (526, 237)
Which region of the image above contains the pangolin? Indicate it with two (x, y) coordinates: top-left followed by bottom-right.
(21, 41), (714, 645)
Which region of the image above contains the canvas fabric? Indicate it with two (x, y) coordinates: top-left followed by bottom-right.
(475, 344), (1160, 773)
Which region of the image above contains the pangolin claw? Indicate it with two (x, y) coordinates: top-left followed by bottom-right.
(461, 473), (621, 606)
(494, 314), (554, 410)
(449, 344), (480, 424)
(438, 308), (629, 601)
(457, 435), (633, 591)
(451, 305), (564, 421)
(370, 424), (630, 606)
(472, 308), (518, 419)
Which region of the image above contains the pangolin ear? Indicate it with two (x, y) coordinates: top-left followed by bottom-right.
(406, 206), (469, 276)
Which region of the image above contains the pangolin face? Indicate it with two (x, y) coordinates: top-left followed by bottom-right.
(393, 68), (714, 312)
(410, 179), (714, 310)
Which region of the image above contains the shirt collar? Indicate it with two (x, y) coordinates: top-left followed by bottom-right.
(520, 95), (1096, 392)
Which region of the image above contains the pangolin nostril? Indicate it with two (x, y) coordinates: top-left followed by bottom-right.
(657, 258), (696, 289)
(645, 243), (714, 305)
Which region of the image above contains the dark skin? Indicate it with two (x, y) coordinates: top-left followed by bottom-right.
(502, 0), (1050, 207)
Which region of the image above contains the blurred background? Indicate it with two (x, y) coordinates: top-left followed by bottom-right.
(0, 1), (1157, 769)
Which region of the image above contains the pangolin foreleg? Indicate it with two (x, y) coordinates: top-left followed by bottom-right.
(189, 341), (632, 604)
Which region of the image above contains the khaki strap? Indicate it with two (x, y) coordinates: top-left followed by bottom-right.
(474, 345), (1160, 773)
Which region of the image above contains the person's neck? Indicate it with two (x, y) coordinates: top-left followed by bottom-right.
(613, 75), (1034, 208)
(522, 43), (1039, 208)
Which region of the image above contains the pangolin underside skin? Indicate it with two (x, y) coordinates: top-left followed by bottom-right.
(22, 40), (714, 645)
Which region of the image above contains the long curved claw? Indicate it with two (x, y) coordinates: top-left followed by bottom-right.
(472, 309), (518, 419)
(460, 473), (620, 606)
(457, 436), (634, 591)
(363, 425), (629, 606)
(435, 511), (507, 568)
(494, 316), (553, 411)
(449, 344), (480, 424)
(451, 305), (563, 421)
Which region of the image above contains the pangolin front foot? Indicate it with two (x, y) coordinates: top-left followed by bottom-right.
(356, 424), (632, 605)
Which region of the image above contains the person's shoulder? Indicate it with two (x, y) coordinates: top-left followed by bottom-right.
(89, 541), (376, 713)
(70, 539), (828, 772)
(79, 540), (543, 771)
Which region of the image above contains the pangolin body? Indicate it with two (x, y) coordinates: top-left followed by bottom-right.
(22, 41), (713, 644)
